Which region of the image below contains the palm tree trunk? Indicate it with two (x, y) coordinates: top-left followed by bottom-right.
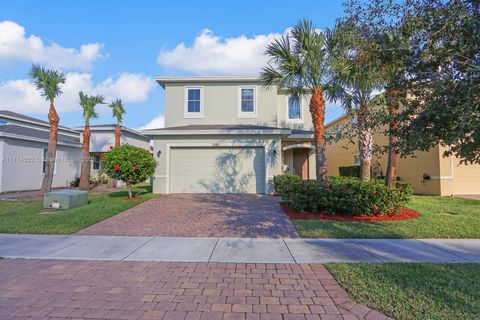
(107, 124), (122, 188)
(310, 88), (328, 182)
(41, 103), (59, 195)
(358, 104), (373, 181)
(115, 125), (121, 147)
(385, 88), (400, 188)
(79, 124), (91, 190)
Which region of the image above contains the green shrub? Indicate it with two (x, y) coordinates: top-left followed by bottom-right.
(273, 174), (301, 198)
(339, 165), (361, 178)
(273, 175), (413, 215)
(102, 145), (157, 198)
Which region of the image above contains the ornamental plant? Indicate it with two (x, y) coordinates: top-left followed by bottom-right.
(274, 175), (412, 215)
(102, 145), (157, 198)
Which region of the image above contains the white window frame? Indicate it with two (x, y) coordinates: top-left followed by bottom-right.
(91, 154), (101, 171)
(184, 86), (204, 118)
(42, 148), (57, 175)
(237, 86), (258, 118)
(285, 95), (303, 123)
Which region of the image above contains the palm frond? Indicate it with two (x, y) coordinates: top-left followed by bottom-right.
(109, 99), (126, 125)
(79, 91), (104, 124)
(30, 64), (66, 103)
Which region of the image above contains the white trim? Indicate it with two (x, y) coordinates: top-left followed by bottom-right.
(285, 95), (303, 123)
(430, 156), (455, 180)
(237, 86), (258, 118)
(0, 132), (81, 148)
(285, 133), (314, 140)
(156, 76), (260, 88)
(41, 148), (57, 175)
(0, 113), (79, 135)
(72, 126), (150, 141)
(184, 86), (204, 118)
(165, 142), (269, 194)
(282, 143), (315, 151)
(143, 129), (291, 136)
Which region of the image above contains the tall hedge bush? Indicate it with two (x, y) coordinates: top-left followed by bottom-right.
(274, 175), (412, 215)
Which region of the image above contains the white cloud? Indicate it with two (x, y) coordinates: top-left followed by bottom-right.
(0, 20), (106, 70)
(157, 29), (282, 75)
(96, 73), (155, 103)
(136, 114), (165, 131)
(0, 73), (155, 114)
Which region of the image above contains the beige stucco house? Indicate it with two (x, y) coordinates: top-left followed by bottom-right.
(143, 77), (316, 194)
(72, 125), (151, 180)
(325, 113), (480, 196)
(0, 110), (81, 193)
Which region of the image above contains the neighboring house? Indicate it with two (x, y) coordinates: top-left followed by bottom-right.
(142, 76), (316, 194)
(72, 124), (151, 179)
(325, 113), (480, 196)
(0, 110), (81, 193)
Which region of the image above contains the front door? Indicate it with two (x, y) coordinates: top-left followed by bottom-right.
(293, 149), (309, 180)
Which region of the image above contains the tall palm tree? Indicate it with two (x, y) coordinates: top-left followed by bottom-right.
(79, 92), (104, 190)
(327, 23), (384, 180)
(30, 64), (66, 195)
(109, 99), (125, 147)
(260, 19), (335, 182)
(376, 31), (411, 187)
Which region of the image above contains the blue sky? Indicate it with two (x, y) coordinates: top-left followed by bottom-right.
(0, 0), (345, 130)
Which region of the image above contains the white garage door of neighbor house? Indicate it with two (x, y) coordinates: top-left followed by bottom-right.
(170, 147), (266, 194)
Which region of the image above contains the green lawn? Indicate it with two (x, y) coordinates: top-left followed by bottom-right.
(0, 184), (155, 234)
(326, 263), (480, 320)
(294, 195), (480, 238)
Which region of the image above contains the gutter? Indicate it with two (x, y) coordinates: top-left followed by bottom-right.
(0, 132), (82, 148)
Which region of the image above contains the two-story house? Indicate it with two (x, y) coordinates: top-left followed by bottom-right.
(143, 76), (316, 194)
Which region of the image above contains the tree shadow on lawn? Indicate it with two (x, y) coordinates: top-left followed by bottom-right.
(106, 184), (152, 199)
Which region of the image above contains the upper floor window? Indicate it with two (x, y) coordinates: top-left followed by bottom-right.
(238, 86), (257, 118)
(184, 87), (204, 118)
(287, 96), (301, 120)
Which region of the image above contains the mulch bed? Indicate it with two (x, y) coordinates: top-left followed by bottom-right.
(122, 196), (143, 201)
(280, 202), (420, 222)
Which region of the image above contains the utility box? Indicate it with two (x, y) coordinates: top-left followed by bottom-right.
(43, 189), (88, 210)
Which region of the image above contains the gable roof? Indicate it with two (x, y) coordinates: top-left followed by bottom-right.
(0, 110), (77, 133)
(0, 124), (81, 146)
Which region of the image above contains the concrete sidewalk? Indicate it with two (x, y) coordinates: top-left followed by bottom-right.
(1, 234), (479, 263)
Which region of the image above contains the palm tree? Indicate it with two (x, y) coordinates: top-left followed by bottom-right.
(376, 31), (411, 187)
(260, 19), (335, 182)
(30, 64), (66, 195)
(79, 92), (105, 190)
(327, 24), (385, 180)
(109, 99), (125, 147)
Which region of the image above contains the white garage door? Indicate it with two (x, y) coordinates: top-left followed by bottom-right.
(170, 147), (265, 193)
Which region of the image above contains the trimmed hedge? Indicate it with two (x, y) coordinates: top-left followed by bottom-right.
(273, 175), (412, 215)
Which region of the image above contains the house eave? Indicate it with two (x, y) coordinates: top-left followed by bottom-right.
(155, 76), (261, 88)
(0, 132), (82, 148)
(142, 129), (292, 137)
(72, 126), (150, 141)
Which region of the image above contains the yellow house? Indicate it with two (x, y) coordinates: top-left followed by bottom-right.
(325, 113), (480, 196)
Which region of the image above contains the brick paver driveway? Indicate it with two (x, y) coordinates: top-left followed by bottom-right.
(77, 194), (298, 238)
(0, 259), (389, 320)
